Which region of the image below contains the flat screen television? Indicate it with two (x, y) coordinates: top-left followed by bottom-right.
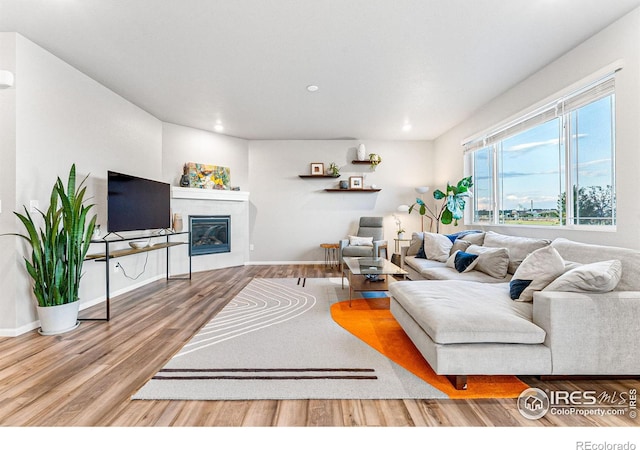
(107, 171), (171, 232)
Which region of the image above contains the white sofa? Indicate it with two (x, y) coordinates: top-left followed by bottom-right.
(390, 231), (640, 389)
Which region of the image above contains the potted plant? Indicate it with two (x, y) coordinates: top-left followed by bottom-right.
(328, 162), (340, 177)
(8, 164), (96, 335)
(369, 153), (382, 169)
(409, 176), (473, 233)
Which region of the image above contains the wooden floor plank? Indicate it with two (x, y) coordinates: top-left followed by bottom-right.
(0, 264), (638, 427)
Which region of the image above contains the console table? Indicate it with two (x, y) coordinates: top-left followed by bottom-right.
(84, 231), (192, 320)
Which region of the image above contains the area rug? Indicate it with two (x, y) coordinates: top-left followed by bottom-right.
(331, 298), (529, 399)
(132, 277), (447, 400)
(132, 277), (528, 400)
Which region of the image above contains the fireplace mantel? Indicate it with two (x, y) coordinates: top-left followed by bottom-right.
(171, 186), (250, 202)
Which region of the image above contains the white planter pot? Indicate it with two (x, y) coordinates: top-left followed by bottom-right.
(37, 301), (80, 335)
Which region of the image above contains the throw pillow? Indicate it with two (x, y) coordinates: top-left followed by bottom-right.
(544, 260), (623, 293)
(466, 244), (510, 279)
(446, 250), (480, 273)
(406, 232), (425, 256)
(450, 239), (471, 256)
(454, 251), (479, 273)
(348, 235), (373, 246)
(423, 232), (454, 263)
(509, 246), (565, 302)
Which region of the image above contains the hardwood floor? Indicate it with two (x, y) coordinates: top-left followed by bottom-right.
(0, 264), (638, 427)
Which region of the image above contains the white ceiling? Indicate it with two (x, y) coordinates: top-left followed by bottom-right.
(1, 0), (639, 141)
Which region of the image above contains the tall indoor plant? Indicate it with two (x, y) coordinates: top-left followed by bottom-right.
(409, 176), (473, 233)
(11, 164), (96, 334)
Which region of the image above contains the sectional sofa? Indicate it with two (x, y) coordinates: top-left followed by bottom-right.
(390, 230), (640, 389)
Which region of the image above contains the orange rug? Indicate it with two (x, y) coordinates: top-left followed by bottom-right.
(330, 298), (529, 399)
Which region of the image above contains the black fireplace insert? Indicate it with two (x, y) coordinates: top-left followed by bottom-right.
(189, 215), (230, 256)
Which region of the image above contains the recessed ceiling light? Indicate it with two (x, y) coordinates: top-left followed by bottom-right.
(214, 122), (224, 132)
(402, 123), (412, 132)
(306, 85), (319, 92)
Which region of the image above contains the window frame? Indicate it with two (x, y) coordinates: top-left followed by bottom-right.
(463, 69), (618, 231)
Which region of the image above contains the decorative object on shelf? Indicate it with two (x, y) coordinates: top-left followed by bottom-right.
(357, 143), (366, 161)
(328, 162), (340, 177)
(186, 162), (231, 190)
(349, 176), (364, 189)
(408, 176), (473, 233)
(179, 164), (190, 187)
(393, 210), (406, 239)
(369, 153), (382, 169)
(129, 240), (150, 249)
(310, 162), (324, 175)
(3, 164), (96, 335)
(172, 213), (183, 232)
(339, 180), (349, 189)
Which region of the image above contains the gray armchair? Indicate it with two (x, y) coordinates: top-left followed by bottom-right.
(340, 217), (387, 268)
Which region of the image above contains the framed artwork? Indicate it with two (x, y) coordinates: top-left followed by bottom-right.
(186, 162), (231, 190)
(349, 176), (363, 189)
(310, 163), (325, 175)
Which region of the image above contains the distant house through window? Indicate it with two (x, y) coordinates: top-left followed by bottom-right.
(464, 70), (617, 229)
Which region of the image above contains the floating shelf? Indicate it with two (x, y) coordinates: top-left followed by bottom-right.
(324, 188), (381, 193)
(298, 174), (340, 178)
(351, 160), (372, 165)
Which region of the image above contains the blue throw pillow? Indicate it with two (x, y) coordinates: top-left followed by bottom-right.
(454, 251), (479, 273)
(510, 279), (533, 300)
(416, 244), (426, 259)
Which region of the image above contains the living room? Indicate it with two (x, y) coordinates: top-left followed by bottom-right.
(0, 0), (639, 444)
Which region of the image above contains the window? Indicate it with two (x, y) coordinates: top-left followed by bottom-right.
(465, 72), (616, 228)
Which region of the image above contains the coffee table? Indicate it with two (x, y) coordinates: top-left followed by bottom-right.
(342, 257), (408, 306)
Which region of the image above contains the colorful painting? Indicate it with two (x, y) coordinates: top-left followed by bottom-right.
(186, 162), (231, 190)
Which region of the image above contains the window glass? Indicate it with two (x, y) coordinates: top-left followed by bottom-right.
(568, 96), (615, 226)
(498, 118), (563, 226)
(472, 147), (493, 224)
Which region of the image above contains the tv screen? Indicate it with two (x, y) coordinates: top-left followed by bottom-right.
(107, 171), (171, 232)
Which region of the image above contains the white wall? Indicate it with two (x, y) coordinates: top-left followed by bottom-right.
(161, 122), (249, 188)
(433, 8), (640, 247)
(248, 140), (433, 262)
(0, 33), (165, 335)
(0, 33), (18, 334)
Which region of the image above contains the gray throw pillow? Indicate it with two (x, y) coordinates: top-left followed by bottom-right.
(510, 246), (565, 302)
(466, 244), (510, 279)
(544, 260), (622, 293)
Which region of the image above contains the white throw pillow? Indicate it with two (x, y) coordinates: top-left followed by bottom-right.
(423, 233), (453, 263)
(544, 260), (622, 293)
(466, 244), (510, 279)
(510, 246), (565, 302)
(348, 235), (374, 246)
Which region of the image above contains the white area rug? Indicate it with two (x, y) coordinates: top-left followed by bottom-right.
(132, 277), (447, 400)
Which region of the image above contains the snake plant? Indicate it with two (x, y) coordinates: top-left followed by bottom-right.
(11, 165), (96, 307)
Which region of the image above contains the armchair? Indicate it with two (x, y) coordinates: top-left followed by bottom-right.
(339, 217), (387, 268)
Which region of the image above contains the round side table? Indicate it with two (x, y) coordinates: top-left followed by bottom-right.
(320, 243), (340, 267)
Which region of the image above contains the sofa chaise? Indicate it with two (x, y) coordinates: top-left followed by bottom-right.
(390, 231), (640, 389)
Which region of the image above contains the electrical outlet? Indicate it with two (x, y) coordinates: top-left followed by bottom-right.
(250, 244), (254, 251)
(29, 200), (39, 213)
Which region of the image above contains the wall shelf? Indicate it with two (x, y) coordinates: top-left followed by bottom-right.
(298, 174), (340, 178)
(351, 160), (372, 165)
(324, 188), (381, 192)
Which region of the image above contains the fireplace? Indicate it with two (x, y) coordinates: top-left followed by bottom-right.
(189, 215), (230, 256)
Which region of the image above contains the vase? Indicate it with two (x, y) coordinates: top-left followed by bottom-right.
(173, 213), (183, 232)
(398, 232), (404, 240)
(37, 301), (80, 335)
(357, 143), (366, 161)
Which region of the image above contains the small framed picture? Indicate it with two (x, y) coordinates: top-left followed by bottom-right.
(349, 176), (363, 189)
(310, 163), (325, 175)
